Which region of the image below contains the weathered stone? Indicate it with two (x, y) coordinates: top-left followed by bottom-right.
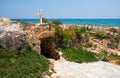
(0, 32), (27, 53)
(0, 20), (60, 59)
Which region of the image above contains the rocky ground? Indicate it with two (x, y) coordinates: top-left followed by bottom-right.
(49, 56), (120, 78)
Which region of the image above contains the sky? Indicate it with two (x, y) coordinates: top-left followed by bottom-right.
(0, 0), (120, 19)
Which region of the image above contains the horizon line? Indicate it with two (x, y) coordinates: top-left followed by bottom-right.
(11, 18), (120, 19)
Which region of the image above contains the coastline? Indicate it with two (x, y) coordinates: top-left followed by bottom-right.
(11, 19), (120, 27)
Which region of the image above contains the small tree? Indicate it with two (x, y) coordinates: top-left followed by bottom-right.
(42, 18), (48, 23)
(52, 20), (62, 26)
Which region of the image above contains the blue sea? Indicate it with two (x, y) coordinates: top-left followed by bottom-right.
(12, 19), (120, 27)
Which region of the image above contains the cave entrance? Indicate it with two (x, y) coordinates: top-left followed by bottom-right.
(40, 37), (60, 60)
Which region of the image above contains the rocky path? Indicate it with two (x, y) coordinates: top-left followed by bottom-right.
(50, 57), (120, 78)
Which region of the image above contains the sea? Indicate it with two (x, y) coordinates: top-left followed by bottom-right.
(11, 19), (120, 27)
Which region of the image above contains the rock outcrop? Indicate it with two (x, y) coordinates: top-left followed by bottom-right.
(26, 26), (55, 54)
(0, 32), (27, 53)
(0, 18), (60, 59)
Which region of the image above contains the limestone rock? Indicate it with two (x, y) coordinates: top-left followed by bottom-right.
(0, 21), (60, 59)
(0, 32), (27, 53)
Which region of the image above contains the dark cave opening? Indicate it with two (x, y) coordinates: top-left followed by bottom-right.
(40, 37), (60, 60)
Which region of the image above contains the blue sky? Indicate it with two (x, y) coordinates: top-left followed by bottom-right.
(0, 0), (120, 19)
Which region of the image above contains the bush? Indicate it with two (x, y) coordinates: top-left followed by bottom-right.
(16, 20), (29, 26)
(76, 26), (88, 36)
(96, 51), (109, 62)
(61, 47), (98, 63)
(0, 45), (50, 78)
(54, 26), (64, 47)
(63, 28), (76, 47)
(93, 31), (107, 39)
(61, 47), (120, 65)
(110, 28), (117, 33)
(97, 52), (120, 65)
(42, 18), (48, 23)
(52, 20), (62, 26)
(54, 26), (76, 48)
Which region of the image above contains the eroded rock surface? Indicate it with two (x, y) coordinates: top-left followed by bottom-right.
(0, 18), (59, 59)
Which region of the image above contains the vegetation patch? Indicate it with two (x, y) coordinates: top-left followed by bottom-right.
(61, 47), (120, 65)
(61, 47), (98, 63)
(52, 20), (62, 26)
(97, 52), (120, 65)
(0, 45), (50, 78)
(93, 31), (107, 39)
(110, 28), (117, 33)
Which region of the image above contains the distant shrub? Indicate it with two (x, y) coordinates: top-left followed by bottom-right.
(53, 26), (64, 47)
(52, 20), (62, 26)
(42, 18), (48, 23)
(93, 31), (107, 39)
(110, 28), (117, 33)
(0, 45), (50, 78)
(16, 20), (29, 26)
(55, 26), (64, 36)
(76, 26), (88, 36)
(63, 28), (76, 47)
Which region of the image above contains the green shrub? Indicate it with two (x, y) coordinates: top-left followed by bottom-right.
(61, 47), (98, 63)
(110, 28), (117, 33)
(52, 20), (62, 26)
(93, 31), (107, 39)
(63, 28), (76, 47)
(61, 47), (120, 65)
(97, 52), (120, 64)
(0, 45), (50, 78)
(54, 26), (64, 47)
(54, 26), (76, 48)
(42, 18), (48, 23)
(96, 52), (109, 62)
(76, 26), (88, 36)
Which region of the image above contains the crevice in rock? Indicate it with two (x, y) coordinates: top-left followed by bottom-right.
(40, 37), (60, 60)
